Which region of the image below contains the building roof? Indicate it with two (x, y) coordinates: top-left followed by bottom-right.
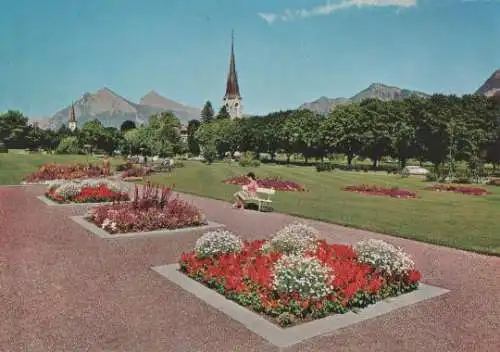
(224, 32), (241, 100)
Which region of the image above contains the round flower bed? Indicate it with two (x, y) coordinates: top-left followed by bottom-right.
(223, 175), (305, 192)
(344, 185), (418, 199)
(46, 179), (130, 204)
(179, 224), (421, 327)
(23, 163), (106, 183)
(85, 183), (207, 234)
(426, 184), (489, 196)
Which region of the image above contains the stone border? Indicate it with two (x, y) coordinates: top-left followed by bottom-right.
(152, 264), (449, 348)
(70, 215), (225, 239)
(36, 195), (117, 207)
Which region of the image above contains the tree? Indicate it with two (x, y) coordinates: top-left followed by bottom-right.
(0, 110), (29, 148)
(216, 105), (231, 120)
(143, 112), (183, 157)
(323, 104), (366, 167)
(120, 120), (136, 132)
(194, 122), (218, 163)
(201, 101), (215, 123)
(187, 119), (201, 156)
(56, 136), (81, 154)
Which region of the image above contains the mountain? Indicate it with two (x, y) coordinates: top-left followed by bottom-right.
(45, 88), (201, 130)
(476, 69), (500, 97)
(299, 83), (430, 115)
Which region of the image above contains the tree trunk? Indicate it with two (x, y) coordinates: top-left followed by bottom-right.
(347, 154), (354, 168)
(286, 154), (291, 164)
(372, 159), (378, 169)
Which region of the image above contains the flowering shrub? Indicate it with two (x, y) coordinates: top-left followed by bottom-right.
(270, 223), (319, 254)
(273, 254), (333, 299)
(223, 175), (305, 192)
(85, 183), (206, 234)
(121, 166), (152, 178)
(195, 230), (243, 258)
(179, 231), (421, 327)
(344, 185), (418, 199)
(23, 163), (106, 183)
(354, 239), (415, 276)
(45, 179), (130, 204)
(426, 184), (489, 196)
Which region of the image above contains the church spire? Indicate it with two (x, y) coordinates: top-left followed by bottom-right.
(68, 102), (77, 132)
(224, 30), (241, 100)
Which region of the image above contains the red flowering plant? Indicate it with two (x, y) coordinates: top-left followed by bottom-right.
(223, 175), (305, 192)
(344, 185), (418, 199)
(85, 182), (207, 234)
(179, 224), (421, 327)
(426, 184), (490, 196)
(121, 166), (153, 178)
(23, 163), (106, 184)
(45, 179), (130, 204)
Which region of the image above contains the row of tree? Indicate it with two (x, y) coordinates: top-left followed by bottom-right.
(190, 94), (500, 176)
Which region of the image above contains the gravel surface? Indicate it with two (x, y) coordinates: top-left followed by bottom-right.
(1, 185), (499, 352)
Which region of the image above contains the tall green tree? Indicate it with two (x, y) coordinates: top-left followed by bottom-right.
(187, 119), (201, 155)
(216, 105), (231, 120)
(201, 101), (215, 123)
(0, 110), (29, 148)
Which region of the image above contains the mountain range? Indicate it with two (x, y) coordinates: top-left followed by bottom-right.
(31, 69), (500, 128)
(299, 69), (500, 115)
(36, 88), (201, 130)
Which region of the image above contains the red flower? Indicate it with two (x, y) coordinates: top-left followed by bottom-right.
(344, 185), (418, 199)
(222, 175), (305, 192)
(407, 270), (421, 283)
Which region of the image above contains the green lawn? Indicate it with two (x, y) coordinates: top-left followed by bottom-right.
(0, 152), (119, 185)
(1, 153), (499, 256)
(146, 161), (500, 256)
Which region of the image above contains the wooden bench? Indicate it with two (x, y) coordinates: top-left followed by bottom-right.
(242, 186), (275, 211)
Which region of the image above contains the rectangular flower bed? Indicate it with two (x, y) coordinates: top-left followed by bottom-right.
(45, 179), (130, 204)
(344, 185), (418, 199)
(223, 175), (305, 192)
(153, 223), (448, 347)
(83, 183), (211, 235)
(426, 184), (490, 196)
(22, 163), (107, 184)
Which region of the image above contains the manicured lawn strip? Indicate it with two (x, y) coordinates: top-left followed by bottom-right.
(146, 161), (500, 256)
(0, 153), (121, 185)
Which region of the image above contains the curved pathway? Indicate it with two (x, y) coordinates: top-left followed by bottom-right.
(0, 185), (499, 352)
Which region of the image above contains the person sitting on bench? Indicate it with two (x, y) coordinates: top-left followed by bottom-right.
(232, 172), (258, 209)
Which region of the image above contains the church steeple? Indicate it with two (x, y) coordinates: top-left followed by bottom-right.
(68, 102), (77, 132)
(222, 30), (242, 118)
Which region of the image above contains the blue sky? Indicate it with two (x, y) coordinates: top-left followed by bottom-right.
(1, 0), (499, 117)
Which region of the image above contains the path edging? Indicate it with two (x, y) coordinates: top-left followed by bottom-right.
(36, 195), (120, 207)
(152, 264), (450, 348)
(70, 215), (225, 239)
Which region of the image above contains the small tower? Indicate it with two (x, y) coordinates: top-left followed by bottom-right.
(222, 31), (242, 119)
(68, 102), (77, 132)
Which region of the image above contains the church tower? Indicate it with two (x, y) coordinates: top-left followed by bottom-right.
(68, 102), (77, 132)
(222, 31), (242, 119)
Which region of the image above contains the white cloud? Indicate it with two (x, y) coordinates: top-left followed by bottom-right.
(258, 0), (417, 24)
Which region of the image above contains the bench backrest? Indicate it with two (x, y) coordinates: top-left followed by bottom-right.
(256, 187), (275, 195)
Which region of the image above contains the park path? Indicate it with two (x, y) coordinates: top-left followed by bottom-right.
(0, 185), (499, 352)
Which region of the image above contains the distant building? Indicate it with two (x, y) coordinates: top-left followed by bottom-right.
(68, 102), (77, 132)
(222, 31), (242, 119)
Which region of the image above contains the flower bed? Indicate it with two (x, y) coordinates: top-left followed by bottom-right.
(487, 179), (500, 186)
(223, 175), (305, 192)
(121, 166), (152, 178)
(343, 185), (418, 199)
(426, 184), (489, 196)
(179, 223), (421, 327)
(85, 183), (206, 234)
(23, 163), (106, 183)
(45, 179), (130, 204)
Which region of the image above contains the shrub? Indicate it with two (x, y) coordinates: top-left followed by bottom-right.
(270, 223), (319, 254)
(195, 229), (243, 258)
(354, 239), (415, 276)
(272, 254), (333, 299)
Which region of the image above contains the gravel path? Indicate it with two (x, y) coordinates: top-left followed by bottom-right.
(1, 185), (499, 352)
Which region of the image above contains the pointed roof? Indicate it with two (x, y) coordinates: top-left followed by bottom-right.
(224, 31), (241, 100)
(68, 102), (76, 123)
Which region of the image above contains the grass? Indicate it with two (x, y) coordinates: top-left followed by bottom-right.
(0, 152), (121, 185)
(1, 152), (499, 255)
(146, 161), (500, 256)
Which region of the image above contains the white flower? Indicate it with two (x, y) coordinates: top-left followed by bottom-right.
(272, 254), (333, 299)
(195, 229), (243, 258)
(270, 222), (319, 254)
(354, 239), (415, 276)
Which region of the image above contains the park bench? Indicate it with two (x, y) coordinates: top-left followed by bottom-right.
(242, 185), (275, 212)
